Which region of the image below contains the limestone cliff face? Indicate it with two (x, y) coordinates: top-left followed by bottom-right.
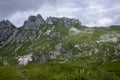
(0, 20), (17, 48)
(22, 14), (45, 30)
(46, 17), (81, 28)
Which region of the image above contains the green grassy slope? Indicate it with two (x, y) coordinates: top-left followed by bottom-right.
(0, 25), (120, 80)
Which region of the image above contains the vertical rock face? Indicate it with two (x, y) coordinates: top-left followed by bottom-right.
(0, 20), (17, 47)
(46, 17), (58, 24)
(22, 14), (45, 30)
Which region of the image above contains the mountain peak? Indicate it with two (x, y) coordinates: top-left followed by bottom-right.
(0, 20), (17, 48)
(22, 14), (45, 30)
(0, 20), (16, 29)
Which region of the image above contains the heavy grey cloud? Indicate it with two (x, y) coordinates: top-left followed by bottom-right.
(0, 0), (120, 27)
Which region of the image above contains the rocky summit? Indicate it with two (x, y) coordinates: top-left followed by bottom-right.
(0, 20), (17, 48)
(0, 14), (120, 80)
(22, 14), (45, 30)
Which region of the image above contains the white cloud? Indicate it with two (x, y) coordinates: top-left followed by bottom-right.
(97, 18), (113, 26)
(86, 18), (113, 27)
(8, 2), (80, 27)
(5, 0), (120, 27)
(88, 4), (105, 14)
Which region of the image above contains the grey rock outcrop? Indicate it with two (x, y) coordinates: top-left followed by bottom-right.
(46, 17), (81, 28)
(22, 14), (45, 30)
(0, 20), (17, 47)
(21, 14), (81, 30)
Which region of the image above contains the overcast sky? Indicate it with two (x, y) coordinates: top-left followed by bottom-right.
(0, 0), (120, 27)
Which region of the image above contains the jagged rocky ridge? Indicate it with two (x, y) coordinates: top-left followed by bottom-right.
(0, 14), (82, 65)
(22, 14), (45, 30)
(0, 14), (81, 46)
(0, 20), (17, 48)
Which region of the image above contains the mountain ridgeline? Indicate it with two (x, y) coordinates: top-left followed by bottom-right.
(0, 14), (82, 47)
(0, 14), (120, 80)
